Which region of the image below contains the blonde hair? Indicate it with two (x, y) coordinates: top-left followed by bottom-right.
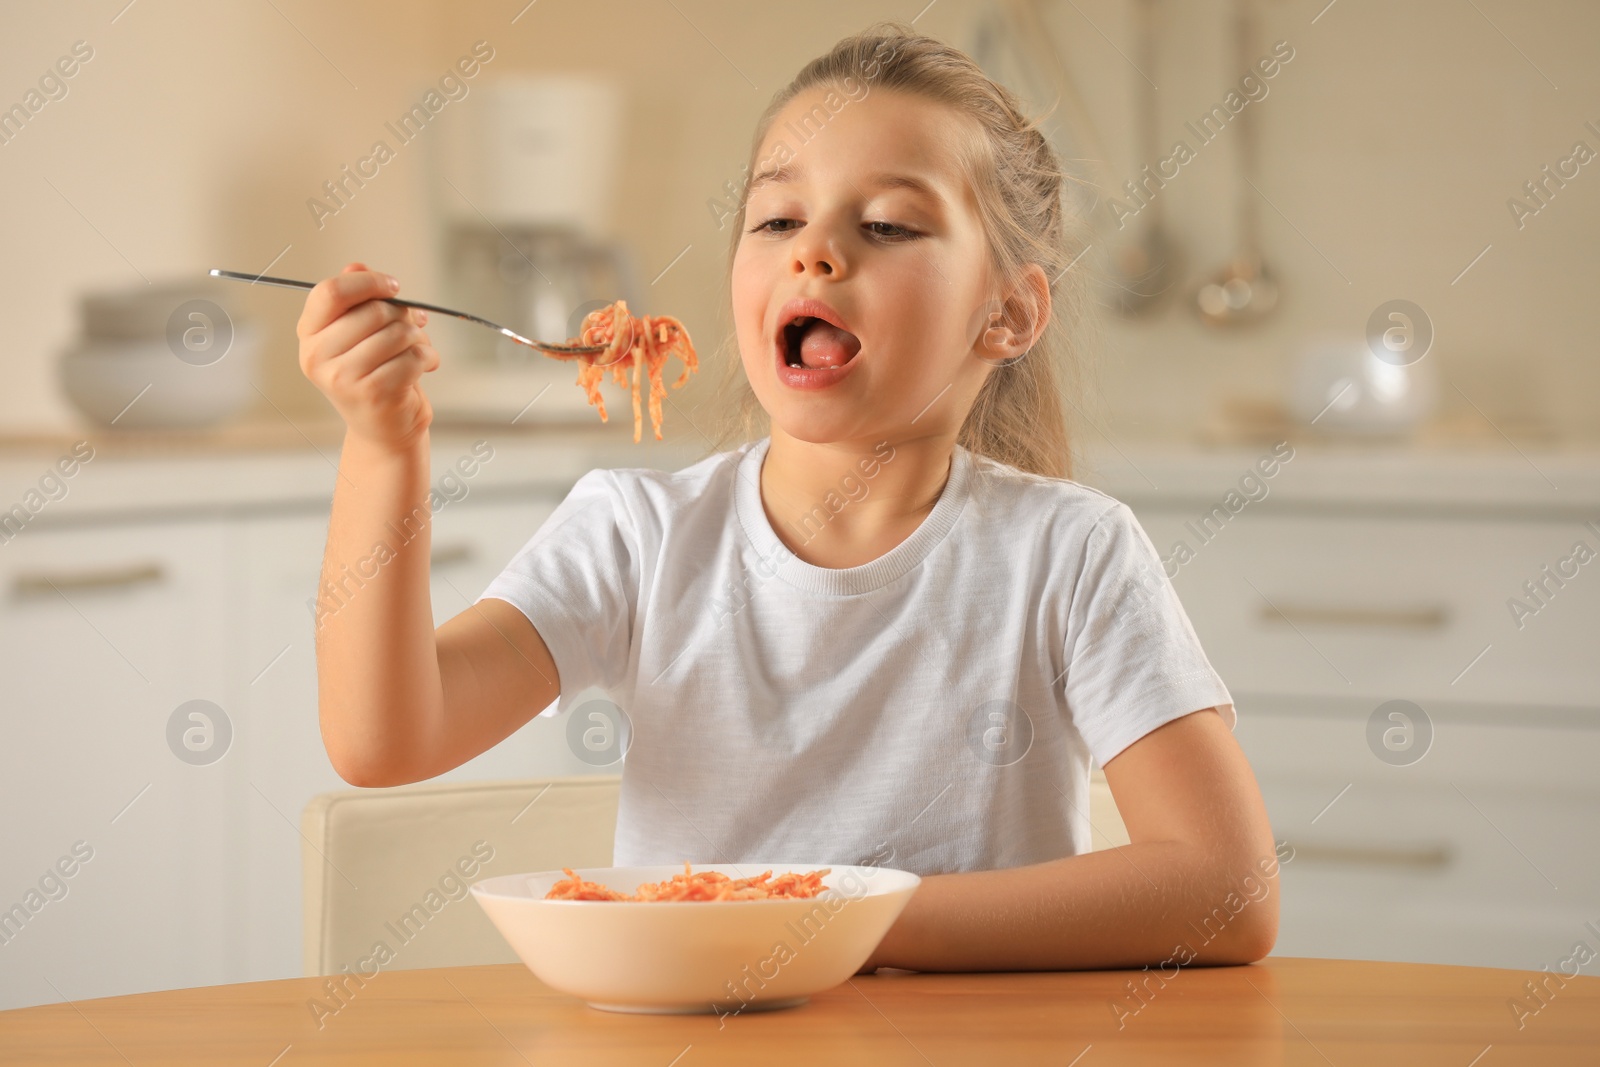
(703, 21), (1097, 480)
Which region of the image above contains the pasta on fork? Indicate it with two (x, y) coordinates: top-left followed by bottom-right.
(546, 300), (699, 443)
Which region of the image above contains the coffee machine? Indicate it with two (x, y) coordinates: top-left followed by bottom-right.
(424, 75), (639, 423)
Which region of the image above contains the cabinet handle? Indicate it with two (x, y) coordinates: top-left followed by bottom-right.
(12, 562), (166, 600)
(429, 543), (476, 568)
(1259, 604), (1450, 630)
(1282, 840), (1453, 870)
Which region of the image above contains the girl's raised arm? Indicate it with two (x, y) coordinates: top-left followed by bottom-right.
(299, 263), (560, 787)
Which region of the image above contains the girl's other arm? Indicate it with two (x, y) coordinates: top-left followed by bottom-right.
(861, 707), (1279, 971)
(301, 263), (560, 787)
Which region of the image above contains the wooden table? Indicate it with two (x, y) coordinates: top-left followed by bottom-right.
(3, 957), (1596, 1065)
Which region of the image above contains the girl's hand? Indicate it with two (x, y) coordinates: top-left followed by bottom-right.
(296, 261), (441, 452)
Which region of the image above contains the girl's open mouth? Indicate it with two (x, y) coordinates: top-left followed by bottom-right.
(780, 316), (861, 370)
(771, 298), (862, 390)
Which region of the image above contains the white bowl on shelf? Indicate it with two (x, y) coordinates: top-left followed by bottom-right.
(80, 280), (238, 341)
(470, 863), (921, 1015)
(58, 329), (259, 429)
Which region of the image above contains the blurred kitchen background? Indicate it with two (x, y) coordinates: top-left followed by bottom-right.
(2, 0), (1597, 1012)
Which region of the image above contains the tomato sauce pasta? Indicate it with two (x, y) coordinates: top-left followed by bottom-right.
(545, 299), (699, 443)
(545, 862), (831, 902)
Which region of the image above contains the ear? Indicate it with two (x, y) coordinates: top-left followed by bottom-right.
(978, 263), (1053, 364)
(1006, 262), (1052, 350)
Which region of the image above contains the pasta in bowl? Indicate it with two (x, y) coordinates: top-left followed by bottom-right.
(470, 862), (921, 1014)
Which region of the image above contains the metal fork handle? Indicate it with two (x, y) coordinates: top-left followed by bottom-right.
(208, 269), (614, 359)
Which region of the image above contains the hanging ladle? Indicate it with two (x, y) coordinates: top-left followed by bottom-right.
(1195, 0), (1278, 326)
(1106, 0), (1181, 316)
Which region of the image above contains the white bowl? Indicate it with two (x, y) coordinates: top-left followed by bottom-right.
(470, 863), (920, 1014)
(80, 280), (239, 341)
(58, 330), (258, 429)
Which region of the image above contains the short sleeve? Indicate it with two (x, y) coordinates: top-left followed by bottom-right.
(475, 469), (638, 718)
(1062, 502), (1235, 766)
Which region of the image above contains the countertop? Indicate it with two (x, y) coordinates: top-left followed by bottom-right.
(2, 415), (1599, 525)
(0, 417), (706, 526)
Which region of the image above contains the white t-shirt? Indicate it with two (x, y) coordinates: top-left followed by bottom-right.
(477, 436), (1233, 874)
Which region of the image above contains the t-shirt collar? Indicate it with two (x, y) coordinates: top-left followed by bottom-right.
(732, 435), (973, 596)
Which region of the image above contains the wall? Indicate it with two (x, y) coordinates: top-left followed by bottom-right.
(1, 1), (1595, 441)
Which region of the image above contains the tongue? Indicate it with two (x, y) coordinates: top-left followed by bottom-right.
(797, 320), (861, 369)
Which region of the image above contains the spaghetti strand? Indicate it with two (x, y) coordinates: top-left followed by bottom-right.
(551, 300), (699, 442)
(545, 862), (831, 902)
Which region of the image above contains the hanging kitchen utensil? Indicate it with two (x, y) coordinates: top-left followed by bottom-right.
(1195, 0), (1279, 327)
(1107, 0), (1182, 316)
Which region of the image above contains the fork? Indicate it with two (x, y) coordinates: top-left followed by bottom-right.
(208, 269), (619, 363)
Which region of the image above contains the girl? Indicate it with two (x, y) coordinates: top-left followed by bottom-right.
(296, 23), (1278, 974)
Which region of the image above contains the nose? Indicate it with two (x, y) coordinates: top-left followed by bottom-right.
(790, 221), (845, 278)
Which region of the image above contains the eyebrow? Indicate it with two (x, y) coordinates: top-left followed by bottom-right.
(748, 162), (945, 204)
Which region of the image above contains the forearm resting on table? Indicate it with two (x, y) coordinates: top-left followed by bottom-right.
(863, 839), (1280, 973)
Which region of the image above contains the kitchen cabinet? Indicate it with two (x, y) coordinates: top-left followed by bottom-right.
(1126, 497), (1600, 971)
(1141, 512), (1600, 706)
(1232, 705), (1600, 969)
(0, 518), (237, 1008)
(0, 431), (700, 1010)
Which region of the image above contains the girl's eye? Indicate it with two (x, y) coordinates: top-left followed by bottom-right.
(865, 221), (915, 241)
(747, 218), (798, 234)
(744, 218), (918, 241)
